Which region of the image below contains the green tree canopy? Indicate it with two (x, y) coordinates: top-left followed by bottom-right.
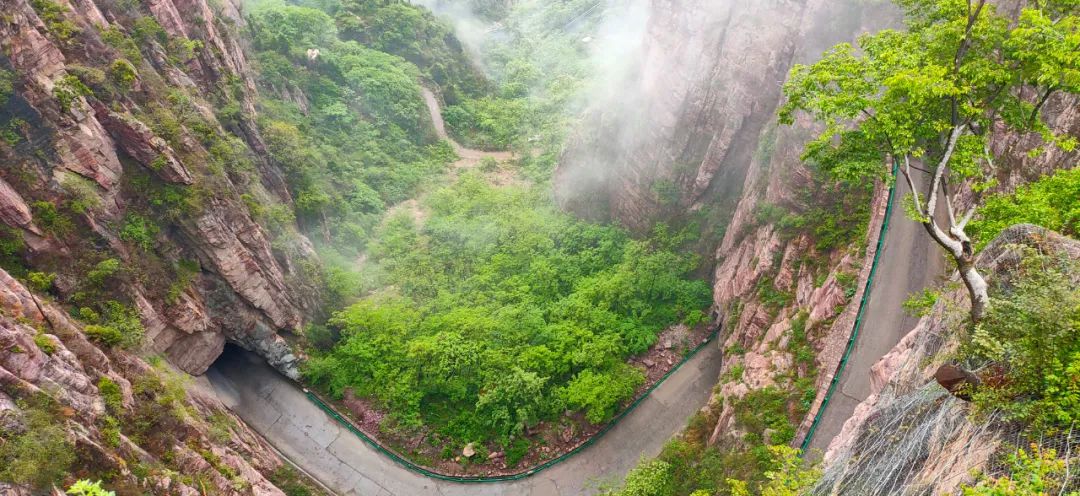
(781, 0), (1080, 321)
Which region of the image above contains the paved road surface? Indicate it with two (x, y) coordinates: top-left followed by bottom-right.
(806, 177), (946, 456)
(207, 342), (723, 496)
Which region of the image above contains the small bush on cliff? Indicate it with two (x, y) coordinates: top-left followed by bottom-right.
(32, 200), (74, 236)
(119, 213), (159, 251)
(52, 74), (93, 113)
(81, 301), (145, 349)
(0, 69), (15, 103)
(0, 396), (76, 489)
(66, 480), (116, 496)
(30, 0), (81, 43)
(109, 59), (138, 91)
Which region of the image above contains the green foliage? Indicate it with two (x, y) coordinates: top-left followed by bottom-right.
(0, 68), (15, 103)
(443, 96), (529, 150)
(26, 271), (56, 292)
(306, 174), (709, 445)
(603, 459), (675, 496)
(0, 396), (76, 488)
(80, 300), (145, 348)
(30, 0), (81, 43)
(752, 160), (874, 253)
(0, 226), (26, 274)
(32, 200), (74, 235)
(131, 17), (167, 47)
(97, 376), (124, 414)
(53, 74), (93, 112)
(964, 250), (1080, 428)
(835, 271), (858, 300)
(67, 480), (116, 496)
(245, 3), (453, 245)
(61, 174), (102, 215)
(969, 166), (1080, 250)
(119, 213), (159, 251)
(86, 258), (122, 287)
(561, 365), (645, 424)
(108, 59), (138, 91)
(100, 26), (142, 64)
(332, 0), (489, 101)
(902, 288), (940, 317)
(727, 446), (820, 496)
(34, 333), (57, 355)
(959, 445), (1078, 495)
(268, 466), (318, 496)
(756, 277), (793, 317)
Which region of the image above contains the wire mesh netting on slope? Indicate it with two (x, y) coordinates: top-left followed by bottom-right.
(812, 382), (1079, 496)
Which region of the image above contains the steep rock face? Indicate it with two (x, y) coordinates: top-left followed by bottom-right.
(558, 0), (899, 449)
(0, 267), (304, 494)
(0, 0), (318, 375)
(813, 225), (1080, 495)
(556, 0), (888, 231)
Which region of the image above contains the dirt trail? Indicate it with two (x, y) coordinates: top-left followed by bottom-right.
(421, 87), (514, 167)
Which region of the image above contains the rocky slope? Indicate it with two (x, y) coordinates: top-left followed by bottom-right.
(0, 265), (319, 494)
(0, 0), (319, 377)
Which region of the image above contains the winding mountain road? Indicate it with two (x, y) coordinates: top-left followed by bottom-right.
(205, 89), (942, 495)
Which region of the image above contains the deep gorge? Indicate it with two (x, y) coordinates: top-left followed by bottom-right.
(0, 0), (1078, 494)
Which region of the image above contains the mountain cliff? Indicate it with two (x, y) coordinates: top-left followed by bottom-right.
(0, 0), (323, 378)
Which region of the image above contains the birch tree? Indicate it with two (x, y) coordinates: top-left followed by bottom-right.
(779, 0), (1079, 321)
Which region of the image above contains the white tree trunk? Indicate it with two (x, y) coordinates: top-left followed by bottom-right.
(958, 259), (990, 322)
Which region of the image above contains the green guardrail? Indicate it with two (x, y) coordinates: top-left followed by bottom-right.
(799, 163), (901, 453)
(304, 329), (718, 483)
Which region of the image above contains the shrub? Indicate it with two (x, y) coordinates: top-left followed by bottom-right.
(32, 200), (74, 235)
(81, 301), (144, 348)
(67, 480), (116, 496)
(109, 59), (138, 91)
(604, 459), (674, 496)
(100, 27), (142, 63)
(959, 445), (1074, 495)
(119, 213), (159, 251)
(30, 0), (81, 43)
(61, 174), (102, 214)
(0, 398), (76, 488)
(902, 288), (940, 317)
(561, 366), (645, 425)
(0, 69), (15, 102)
(26, 271), (56, 292)
(86, 258), (122, 287)
(34, 333), (57, 354)
(97, 376), (123, 414)
(53, 74), (92, 112)
(969, 167), (1080, 250)
(964, 250), (1080, 428)
(85, 323), (124, 345)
